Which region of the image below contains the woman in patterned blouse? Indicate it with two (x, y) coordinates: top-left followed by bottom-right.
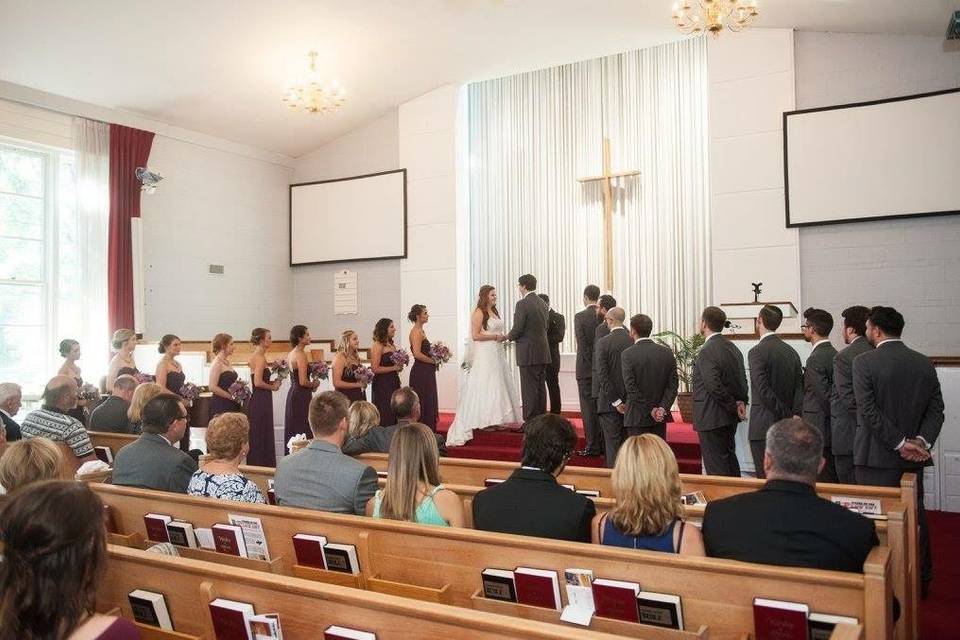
(188, 412), (265, 503)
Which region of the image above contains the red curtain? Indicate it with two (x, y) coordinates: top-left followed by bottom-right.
(108, 124), (155, 335)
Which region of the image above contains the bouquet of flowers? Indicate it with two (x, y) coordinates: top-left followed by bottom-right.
(389, 349), (410, 368)
(308, 361), (330, 382)
(355, 365), (375, 386)
(134, 372), (156, 384)
(429, 342), (452, 368)
(228, 379), (252, 405)
(270, 358), (291, 382)
(78, 383), (100, 401)
(178, 382), (200, 403)
(286, 433), (308, 455)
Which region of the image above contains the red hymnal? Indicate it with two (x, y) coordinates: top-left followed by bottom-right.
(211, 523), (247, 558)
(292, 534), (328, 569)
(143, 513), (172, 543)
(753, 598), (809, 640)
(592, 578), (641, 623)
(514, 567), (561, 610)
(208, 598), (254, 640)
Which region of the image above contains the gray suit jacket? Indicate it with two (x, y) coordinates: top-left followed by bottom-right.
(853, 341), (944, 469)
(691, 334), (748, 432)
(591, 322), (612, 397)
(747, 335), (803, 441)
(274, 439), (378, 514)
(621, 339), (679, 429)
(803, 342), (838, 447)
(593, 328), (634, 414)
(506, 292), (551, 366)
(830, 337), (874, 456)
(112, 433), (198, 493)
(89, 395), (135, 433)
(574, 305), (601, 382)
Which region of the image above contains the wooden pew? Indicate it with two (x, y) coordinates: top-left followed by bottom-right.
(93, 483), (893, 640)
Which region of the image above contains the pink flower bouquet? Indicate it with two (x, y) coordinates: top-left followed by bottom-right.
(355, 365), (375, 386)
(178, 382), (200, 402)
(428, 342), (452, 368)
(390, 349), (410, 367)
(308, 361), (330, 382)
(270, 358), (291, 382)
(228, 380), (252, 404)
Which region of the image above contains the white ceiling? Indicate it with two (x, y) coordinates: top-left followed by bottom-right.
(0, 0), (954, 157)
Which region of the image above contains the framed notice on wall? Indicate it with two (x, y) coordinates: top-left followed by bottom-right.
(334, 270), (358, 315)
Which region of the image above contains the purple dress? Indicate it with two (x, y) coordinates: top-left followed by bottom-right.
(372, 350), (401, 426)
(209, 370), (240, 418)
(340, 364), (366, 404)
(247, 368), (276, 467)
(164, 370), (189, 451)
(284, 367), (312, 442)
(409, 338), (439, 432)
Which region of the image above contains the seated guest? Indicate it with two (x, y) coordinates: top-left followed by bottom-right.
(127, 381), (165, 434)
(188, 412), (265, 504)
(112, 393), (198, 493)
(702, 417), (878, 572)
(348, 400), (380, 440)
(0, 382), (23, 441)
(20, 375), (96, 464)
(592, 434), (705, 555)
(89, 374), (138, 433)
(274, 391), (377, 514)
(0, 437), (64, 493)
(473, 414), (596, 542)
(0, 481), (140, 639)
(367, 422), (464, 527)
(343, 387), (446, 456)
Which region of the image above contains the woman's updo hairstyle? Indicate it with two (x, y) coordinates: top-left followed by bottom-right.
(250, 327), (269, 346)
(407, 304), (426, 323)
(158, 334), (180, 354)
(290, 325), (308, 347)
(211, 333), (233, 355)
(58, 339), (79, 358)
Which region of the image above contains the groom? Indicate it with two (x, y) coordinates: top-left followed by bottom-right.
(504, 274), (551, 420)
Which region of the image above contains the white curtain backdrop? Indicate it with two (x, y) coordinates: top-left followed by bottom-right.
(71, 117), (110, 379)
(467, 37), (710, 351)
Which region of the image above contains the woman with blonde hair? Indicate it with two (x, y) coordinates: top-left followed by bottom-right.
(591, 434), (704, 555)
(332, 329), (365, 404)
(188, 412), (265, 503)
(366, 422), (464, 527)
(348, 401), (380, 440)
(106, 328), (139, 390)
(0, 438), (64, 493)
(127, 382), (165, 433)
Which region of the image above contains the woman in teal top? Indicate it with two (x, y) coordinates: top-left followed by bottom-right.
(365, 422), (465, 527)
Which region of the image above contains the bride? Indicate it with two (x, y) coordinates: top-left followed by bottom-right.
(446, 284), (522, 446)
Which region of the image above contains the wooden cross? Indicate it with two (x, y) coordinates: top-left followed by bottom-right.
(577, 137), (640, 292)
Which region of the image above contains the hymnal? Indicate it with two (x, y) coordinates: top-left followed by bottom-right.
(563, 568), (595, 611)
(250, 613), (283, 640)
(637, 590), (684, 630)
(143, 513), (173, 543)
(166, 520), (198, 548)
(267, 479), (277, 505)
(208, 598), (255, 640)
(292, 534), (328, 569)
(592, 578), (640, 623)
(575, 489), (601, 498)
(680, 490), (707, 506)
(228, 514), (270, 560)
(195, 527), (216, 550)
(324, 626), (376, 640)
(753, 598), (809, 640)
(94, 445), (114, 464)
(560, 483), (576, 491)
(211, 523), (248, 558)
(480, 568), (517, 602)
(830, 496), (881, 516)
(323, 543), (360, 574)
(128, 589), (173, 630)
(808, 613), (859, 640)
(483, 478), (505, 487)
(514, 567), (562, 610)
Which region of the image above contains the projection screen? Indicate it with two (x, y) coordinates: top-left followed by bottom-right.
(290, 169), (407, 265)
(784, 88), (960, 227)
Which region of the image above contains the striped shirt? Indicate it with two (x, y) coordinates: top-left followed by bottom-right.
(21, 407), (94, 458)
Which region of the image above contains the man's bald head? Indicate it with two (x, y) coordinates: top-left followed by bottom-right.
(43, 375), (78, 411)
(606, 307), (626, 326)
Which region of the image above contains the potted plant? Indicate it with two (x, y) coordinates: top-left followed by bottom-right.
(652, 330), (705, 424)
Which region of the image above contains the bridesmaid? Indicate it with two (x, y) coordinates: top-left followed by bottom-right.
(284, 325), (319, 442)
(247, 328), (281, 467)
(332, 330), (366, 405)
(155, 334), (190, 451)
(106, 329), (139, 390)
(208, 333), (240, 418)
(370, 318), (403, 426)
(408, 305), (439, 432)
(57, 339), (87, 425)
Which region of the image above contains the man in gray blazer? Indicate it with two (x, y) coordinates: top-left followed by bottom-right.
(112, 393), (198, 493)
(801, 307), (839, 482)
(573, 285), (603, 457)
(593, 308), (634, 467)
(505, 274), (551, 420)
(854, 306), (943, 592)
(621, 313), (678, 441)
(691, 306), (748, 477)
(343, 387), (445, 455)
(275, 391), (378, 515)
(590, 294), (617, 399)
(830, 305), (873, 485)
(747, 305), (803, 478)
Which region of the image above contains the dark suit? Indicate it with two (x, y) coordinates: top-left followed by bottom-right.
(830, 336), (874, 484)
(691, 333), (748, 476)
(545, 308), (566, 414)
(506, 292), (551, 420)
(747, 334), (803, 478)
(593, 327), (634, 467)
(342, 418), (446, 456)
(620, 338), (678, 441)
(574, 305), (603, 454)
(804, 341), (839, 482)
(89, 395), (134, 433)
(853, 339), (944, 584)
(1, 411), (21, 442)
(702, 479), (879, 573)
(473, 468), (596, 542)
(112, 433), (198, 493)
(591, 322), (611, 398)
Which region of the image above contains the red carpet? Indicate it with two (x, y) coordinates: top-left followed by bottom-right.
(922, 510), (960, 639)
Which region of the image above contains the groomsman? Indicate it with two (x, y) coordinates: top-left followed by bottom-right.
(854, 306), (943, 594)
(538, 294), (566, 414)
(830, 305), (873, 485)
(691, 306), (748, 477)
(574, 285), (603, 457)
(590, 294), (617, 400)
(593, 308), (633, 467)
(506, 274), (551, 420)
(747, 305), (803, 479)
(800, 307), (839, 482)
(620, 314), (678, 441)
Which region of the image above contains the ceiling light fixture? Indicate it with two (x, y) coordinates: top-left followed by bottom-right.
(671, 0), (759, 37)
(281, 51), (346, 114)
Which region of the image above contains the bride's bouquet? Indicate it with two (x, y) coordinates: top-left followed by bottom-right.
(389, 348), (410, 368)
(429, 342), (452, 368)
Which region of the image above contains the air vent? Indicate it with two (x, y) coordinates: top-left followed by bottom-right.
(208, 264), (224, 275)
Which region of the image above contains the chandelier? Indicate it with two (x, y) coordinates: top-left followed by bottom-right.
(672, 0), (759, 37)
(281, 51), (346, 114)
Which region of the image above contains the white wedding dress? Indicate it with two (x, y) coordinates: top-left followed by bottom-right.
(446, 316), (522, 446)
